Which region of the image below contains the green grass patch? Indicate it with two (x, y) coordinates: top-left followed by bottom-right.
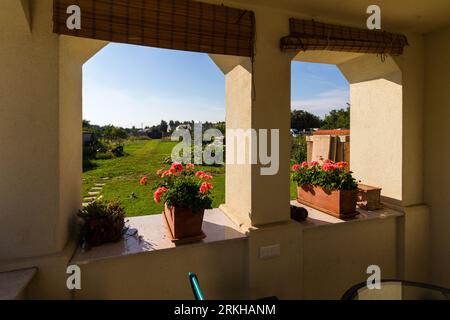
(83, 139), (225, 217)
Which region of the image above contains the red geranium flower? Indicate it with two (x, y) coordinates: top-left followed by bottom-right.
(199, 182), (214, 194)
(322, 163), (337, 171)
(170, 162), (183, 174)
(336, 162), (348, 169)
(140, 176), (148, 186)
(301, 161), (308, 168)
(153, 187), (168, 204)
(195, 171), (213, 180)
(161, 170), (172, 177)
(292, 164), (301, 171)
(195, 171), (206, 178)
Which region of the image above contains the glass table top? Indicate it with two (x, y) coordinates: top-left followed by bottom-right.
(343, 280), (450, 300)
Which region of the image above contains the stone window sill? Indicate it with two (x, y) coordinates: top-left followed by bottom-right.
(71, 208), (247, 266)
(290, 200), (404, 230)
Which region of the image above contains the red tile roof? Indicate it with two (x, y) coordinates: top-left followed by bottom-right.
(313, 129), (350, 136)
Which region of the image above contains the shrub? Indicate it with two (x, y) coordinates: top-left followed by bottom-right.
(292, 160), (358, 191)
(111, 145), (124, 157)
(291, 136), (307, 165)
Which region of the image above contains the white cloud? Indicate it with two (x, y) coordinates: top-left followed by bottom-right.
(291, 88), (349, 118)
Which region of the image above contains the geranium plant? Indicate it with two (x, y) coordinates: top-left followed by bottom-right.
(148, 163), (214, 213)
(77, 201), (125, 247)
(292, 160), (358, 191)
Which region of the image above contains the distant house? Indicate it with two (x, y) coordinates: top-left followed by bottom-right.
(306, 129), (350, 164)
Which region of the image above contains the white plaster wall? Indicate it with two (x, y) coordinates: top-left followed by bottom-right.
(349, 77), (403, 201)
(338, 55), (403, 201)
(424, 26), (450, 289)
(0, 0), (61, 260)
(75, 239), (249, 300)
(303, 218), (398, 299)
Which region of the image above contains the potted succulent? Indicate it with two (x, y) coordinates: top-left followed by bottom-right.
(292, 160), (359, 218)
(78, 201), (125, 247)
(146, 163), (214, 244)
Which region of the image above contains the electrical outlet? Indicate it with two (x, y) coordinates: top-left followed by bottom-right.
(259, 244), (281, 259)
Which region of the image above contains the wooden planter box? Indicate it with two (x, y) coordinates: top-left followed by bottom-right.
(297, 185), (359, 219)
(357, 184), (382, 211)
(163, 204), (206, 244)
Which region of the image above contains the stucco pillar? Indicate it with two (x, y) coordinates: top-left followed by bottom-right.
(212, 6), (302, 299)
(424, 27), (450, 288)
(212, 10), (292, 229)
(339, 55), (403, 202)
(338, 36), (430, 283)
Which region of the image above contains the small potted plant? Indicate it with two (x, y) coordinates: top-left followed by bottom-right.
(144, 163), (214, 244)
(78, 201), (125, 247)
(292, 160), (359, 218)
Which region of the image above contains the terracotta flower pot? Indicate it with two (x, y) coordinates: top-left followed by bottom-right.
(163, 204), (206, 244)
(297, 185), (358, 218)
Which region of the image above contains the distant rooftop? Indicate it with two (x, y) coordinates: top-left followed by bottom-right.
(314, 129), (350, 136)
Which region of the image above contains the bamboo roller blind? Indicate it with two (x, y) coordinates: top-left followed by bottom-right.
(53, 0), (255, 57)
(281, 19), (408, 55)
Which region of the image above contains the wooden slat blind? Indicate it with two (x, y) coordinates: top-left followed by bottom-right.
(53, 0), (255, 57)
(281, 19), (408, 55)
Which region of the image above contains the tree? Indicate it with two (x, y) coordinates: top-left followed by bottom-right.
(160, 120), (168, 133)
(111, 127), (128, 141)
(291, 110), (323, 131)
(168, 120), (176, 133)
(321, 108), (350, 129)
(214, 122), (226, 136)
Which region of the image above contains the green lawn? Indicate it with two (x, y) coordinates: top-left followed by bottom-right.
(83, 139), (225, 217)
(83, 139), (297, 217)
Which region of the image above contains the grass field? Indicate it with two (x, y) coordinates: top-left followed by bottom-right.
(83, 139), (297, 217)
(83, 139), (225, 217)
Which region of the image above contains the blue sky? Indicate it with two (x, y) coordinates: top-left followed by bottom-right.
(83, 43), (349, 128)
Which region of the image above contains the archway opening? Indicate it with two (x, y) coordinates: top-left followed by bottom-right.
(81, 43), (226, 216)
(290, 51), (403, 205)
